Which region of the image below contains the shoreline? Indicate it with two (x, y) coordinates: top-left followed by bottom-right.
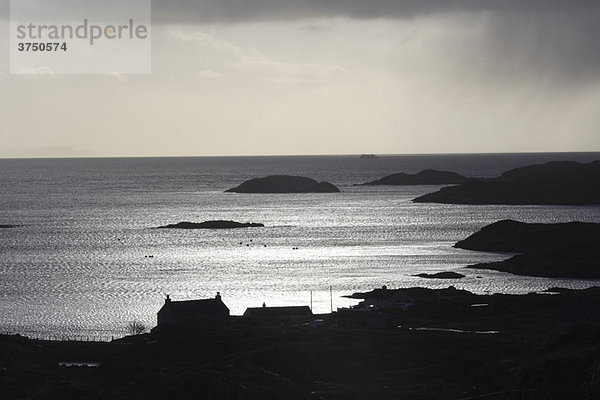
(3, 286), (600, 399)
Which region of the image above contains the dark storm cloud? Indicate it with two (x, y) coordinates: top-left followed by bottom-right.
(2, 1), (599, 25)
(2, 0), (599, 81)
(150, 0), (598, 23)
(480, 8), (600, 82)
(149, 0), (600, 81)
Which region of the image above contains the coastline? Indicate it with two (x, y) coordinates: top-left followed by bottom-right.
(3, 286), (600, 399)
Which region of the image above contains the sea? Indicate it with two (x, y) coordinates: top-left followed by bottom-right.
(1, 153), (599, 341)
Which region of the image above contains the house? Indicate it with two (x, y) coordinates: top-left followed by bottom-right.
(243, 303), (313, 320)
(154, 293), (230, 333)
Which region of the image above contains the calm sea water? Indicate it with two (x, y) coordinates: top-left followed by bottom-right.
(1, 153), (599, 340)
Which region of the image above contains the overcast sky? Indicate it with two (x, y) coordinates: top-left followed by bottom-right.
(1, 0), (599, 157)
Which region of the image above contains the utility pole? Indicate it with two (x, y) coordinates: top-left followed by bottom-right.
(310, 290), (313, 311)
(330, 285), (333, 313)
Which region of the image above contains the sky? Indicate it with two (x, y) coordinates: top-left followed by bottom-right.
(1, 0), (599, 158)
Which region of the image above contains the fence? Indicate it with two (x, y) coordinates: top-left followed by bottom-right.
(0, 329), (125, 342)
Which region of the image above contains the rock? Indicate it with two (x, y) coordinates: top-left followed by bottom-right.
(467, 243), (600, 279)
(457, 220), (600, 278)
(455, 219), (600, 253)
(413, 160), (600, 205)
(226, 175), (340, 193)
(360, 169), (467, 185)
(544, 287), (575, 293)
(346, 286), (473, 300)
(414, 272), (466, 279)
(157, 220), (264, 229)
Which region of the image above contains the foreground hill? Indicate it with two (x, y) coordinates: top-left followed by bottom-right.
(359, 169), (467, 185)
(413, 160), (600, 205)
(3, 287), (600, 399)
(456, 220), (600, 278)
(226, 175), (340, 193)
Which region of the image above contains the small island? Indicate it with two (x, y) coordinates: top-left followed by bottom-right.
(157, 220), (265, 229)
(456, 220), (600, 278)
(360, 169), (467, 185)
(413, 272), (466, 279)
(360, 154), (378, 159)
(413, 160), (600, 205)
(226, 175), (340, 193)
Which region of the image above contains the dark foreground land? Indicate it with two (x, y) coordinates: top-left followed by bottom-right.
(3, 287), (600, 400)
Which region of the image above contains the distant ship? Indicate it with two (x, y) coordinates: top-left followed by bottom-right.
(360, 154), (379, 159)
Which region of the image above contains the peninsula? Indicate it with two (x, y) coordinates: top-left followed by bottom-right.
(456, 220), (600, 278)
(413, 160), (600, 205)
(360, 169), (467, 185)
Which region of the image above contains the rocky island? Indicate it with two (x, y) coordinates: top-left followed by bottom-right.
(360, 169), (467, 185)
(413, 160), (600, 205)
(413, 271), (466, 279)
(157, 220), (264, 229)
(226, 175), (340, 193)
(456, 219), (600, 278)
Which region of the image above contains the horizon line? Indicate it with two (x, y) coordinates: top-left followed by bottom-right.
(1, 150), (600, 161)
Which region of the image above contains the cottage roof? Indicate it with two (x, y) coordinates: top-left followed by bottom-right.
(163, 295), (229, 316)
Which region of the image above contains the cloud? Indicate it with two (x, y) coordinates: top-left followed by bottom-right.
(476, 9), (600, 84)
(166, 27), (264, 62)
(228, 60), (347, 82)
(197, 69), (223, 79)
(166, 26), (356, 84)
(1, 0), (598, 23)
(153, 2), (600, 86)
(11, 65), (55, 76)
(3, 0), (599, 82)
(149, 1), (598, 24)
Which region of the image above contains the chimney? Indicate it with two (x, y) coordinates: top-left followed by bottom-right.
(216, 292), (221, 300)
(165, 294), (171, 304)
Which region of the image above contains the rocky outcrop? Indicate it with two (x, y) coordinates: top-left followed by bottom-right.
(457, 220), (600, 278)
(157, 220), (264, 229)
(413, 161), (600, 205)
(360, 169), (467, 185)
(413, 272), (466, 279)
(226, 175), (340, 193)
(455, 219), (600, 253)
(346, 286), (473, 300)
(467, 243), (600, 279)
